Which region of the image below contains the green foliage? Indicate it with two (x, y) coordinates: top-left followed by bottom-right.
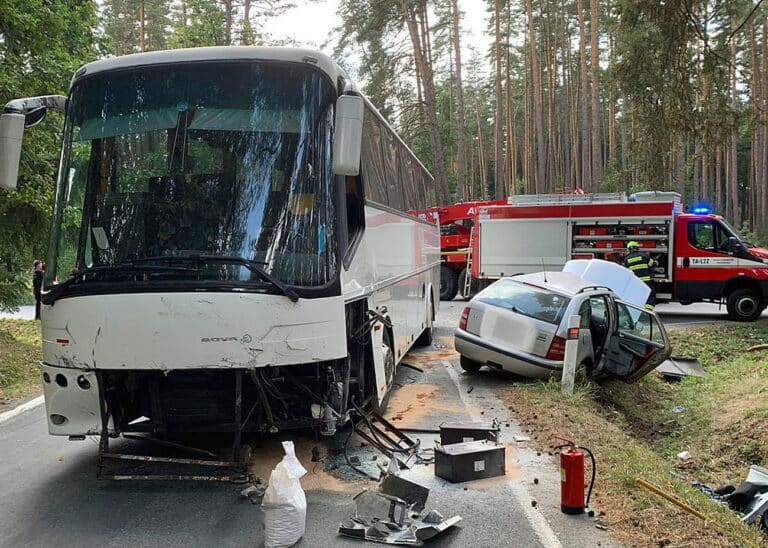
(168, 0), (226, 49)
(0, 0), (99, 310)
(102, 0), (172, 54)
(0, 319), (42, 403)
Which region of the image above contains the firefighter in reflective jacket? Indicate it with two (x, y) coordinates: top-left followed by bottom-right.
(623, 241), (656, 309)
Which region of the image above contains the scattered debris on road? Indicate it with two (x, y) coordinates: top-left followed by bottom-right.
(656, 357), (706, 380)
(338, 473), (462, 545)
(434, 440), (506, 483)
(439, 420), (500, 445)
(634, 478), (707, 521)
(240, 480), (266, 504)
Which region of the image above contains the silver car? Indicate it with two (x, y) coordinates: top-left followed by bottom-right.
(454, 272), (671, 382)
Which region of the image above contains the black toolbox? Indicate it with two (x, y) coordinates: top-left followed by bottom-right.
(439, 420), (500, 445)
(434, 440), (505, 483)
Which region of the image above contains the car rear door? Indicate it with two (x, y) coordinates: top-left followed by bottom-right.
(597, 299), (671, 382)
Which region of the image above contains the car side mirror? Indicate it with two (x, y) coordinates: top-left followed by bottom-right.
(332, 95), (363, 176)
(726, 236), (743, 253)
(0, 113), (26, 190)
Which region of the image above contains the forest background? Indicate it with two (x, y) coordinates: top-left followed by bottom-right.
(1, 0), (766, 308)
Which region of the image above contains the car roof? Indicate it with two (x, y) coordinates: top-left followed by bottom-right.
(505, 271), (611, 297)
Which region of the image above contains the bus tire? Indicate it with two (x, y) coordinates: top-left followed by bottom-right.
(415, 292), (434, 347)
(726, 288), (762, 322)
(440, 266), (459, 301)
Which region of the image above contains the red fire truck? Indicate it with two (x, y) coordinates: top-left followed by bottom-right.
(465, 191), (768, 321)
(419, 199), (506, 300)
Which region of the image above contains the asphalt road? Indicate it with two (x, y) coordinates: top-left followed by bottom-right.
(0, 301), (621, 548)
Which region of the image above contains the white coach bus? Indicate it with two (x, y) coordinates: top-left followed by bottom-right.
(0, 47), (440, 447)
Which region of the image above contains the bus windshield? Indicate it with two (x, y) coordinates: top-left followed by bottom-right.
(47, 61), (338, 291)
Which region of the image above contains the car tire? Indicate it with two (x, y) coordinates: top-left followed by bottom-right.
(460, 355), (482, 374)
(726, 288), (762, 322)
(440, 266), (459, 301)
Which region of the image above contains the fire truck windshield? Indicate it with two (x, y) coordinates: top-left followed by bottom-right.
(718, 219), (753, 247)
(46, 61), (338, 293)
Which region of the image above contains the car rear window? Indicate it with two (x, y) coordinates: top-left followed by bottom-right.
(477, 279), (571, 325)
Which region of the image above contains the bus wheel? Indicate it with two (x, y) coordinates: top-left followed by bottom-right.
(440, 266), (459, 300)
(726, 288), (762, 322)
(415, 325), (433, 346)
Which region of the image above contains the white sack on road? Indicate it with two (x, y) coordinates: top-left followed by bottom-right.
(262, 441), (307, 548)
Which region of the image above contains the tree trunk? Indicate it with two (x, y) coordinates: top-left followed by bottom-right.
(223, 0), (233, 45)
(475, 102), (488, 199)
(451, 0), (466, 202)
(493, 0), (505, 199)
(400, 0), (449, 203)
(590, 0), (601, 190)
(577, 0), (590, 191)
(526, 0), (545, 195)
(730, 16), (740, 226)
(762, 22), (768, 233)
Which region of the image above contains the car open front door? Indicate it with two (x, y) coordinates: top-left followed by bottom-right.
(598, 300), (671, 382)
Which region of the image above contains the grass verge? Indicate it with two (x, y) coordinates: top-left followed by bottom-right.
(0, 319), (42, 407)
(504, 321), (768, 547)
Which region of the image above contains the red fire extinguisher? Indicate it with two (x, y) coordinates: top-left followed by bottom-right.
(553, 435), (596, 515)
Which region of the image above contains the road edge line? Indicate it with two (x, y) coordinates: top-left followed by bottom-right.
(440, 360), (564, 548)
(0, 395), (44, 424)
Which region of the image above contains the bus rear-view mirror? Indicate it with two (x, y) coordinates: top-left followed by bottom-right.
(0, 112), (25, 190)
(332, 95), (363, 176)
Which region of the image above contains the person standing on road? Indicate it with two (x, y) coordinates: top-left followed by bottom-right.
(32, 260), (43, 320)
(622, 241), (656, 310)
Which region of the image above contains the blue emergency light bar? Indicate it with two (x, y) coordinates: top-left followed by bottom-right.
(692, 206), (710, 214)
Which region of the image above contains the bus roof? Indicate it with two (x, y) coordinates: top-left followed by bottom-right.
(70, 46), (348, 89)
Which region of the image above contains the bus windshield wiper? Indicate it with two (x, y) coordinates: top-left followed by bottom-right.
(188, 254), (300, 303)
(42, 263), (199, 305)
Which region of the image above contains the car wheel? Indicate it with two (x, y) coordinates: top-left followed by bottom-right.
(726, 288), (762, 322)
(460, 355), (482, 374)
(440, 266), (459, 301)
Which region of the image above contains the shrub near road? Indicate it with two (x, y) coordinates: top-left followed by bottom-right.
(0, 319), (42, 408)
(505, 322), (768, 547)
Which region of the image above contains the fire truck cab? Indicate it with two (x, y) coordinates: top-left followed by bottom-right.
(469, 192), (768, 321)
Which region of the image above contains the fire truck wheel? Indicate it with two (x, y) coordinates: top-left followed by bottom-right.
(440, 266), (459, 300)
(726, 288), (762, 322)
(460, 355), (482, 373)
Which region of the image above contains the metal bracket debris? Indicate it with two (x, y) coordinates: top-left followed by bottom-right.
(353, 411), (420, 469)
(338, 473), (462, 545)
(655, 357), (706, 380)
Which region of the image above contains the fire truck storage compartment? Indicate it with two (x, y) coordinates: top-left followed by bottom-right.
(570, 219), (671, 281)
(478, 218), (570, 277)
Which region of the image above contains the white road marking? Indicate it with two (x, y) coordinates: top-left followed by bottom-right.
(441, 360), (564, 548)
(0, 395), (44, 424)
